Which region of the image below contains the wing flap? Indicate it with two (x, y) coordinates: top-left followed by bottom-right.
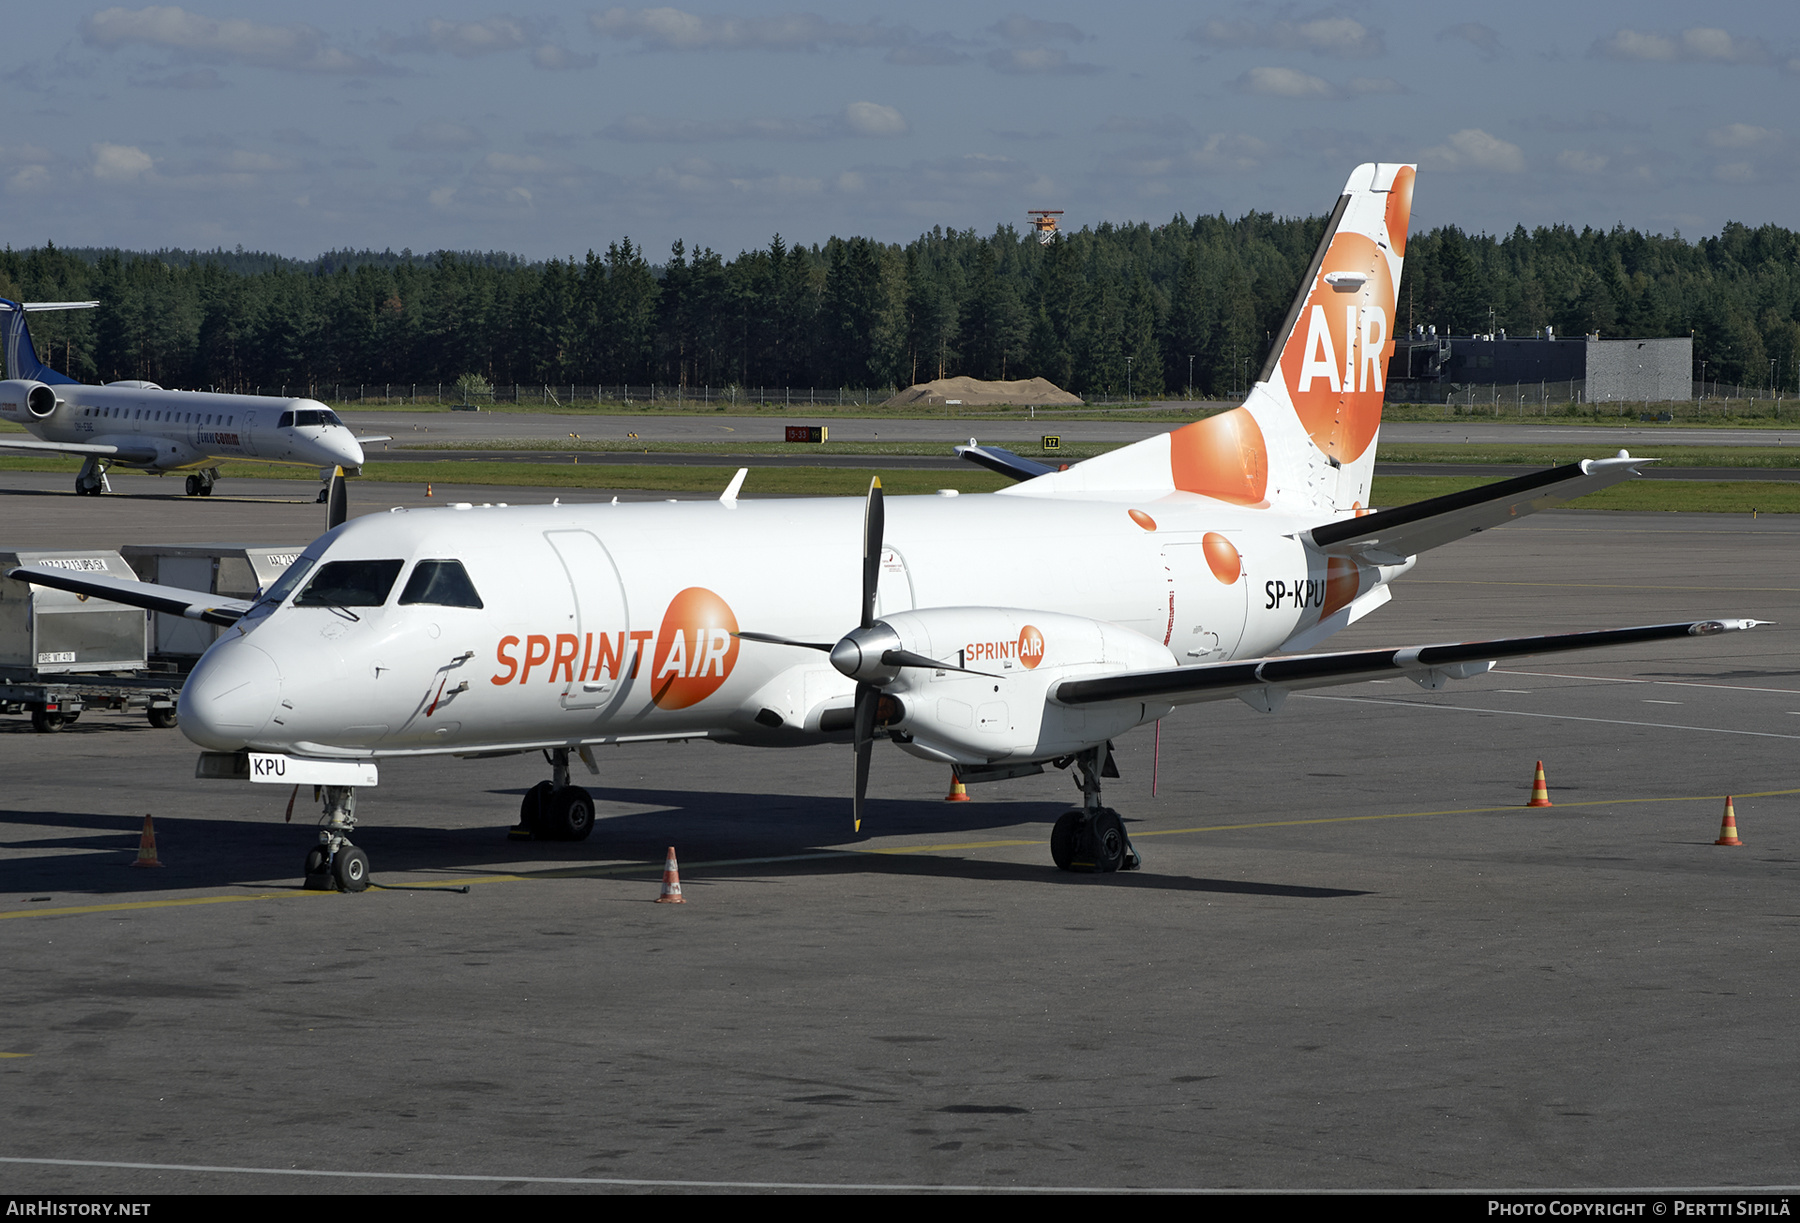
(1052, 619), (1762, 708)
(7, 565), (250, 626)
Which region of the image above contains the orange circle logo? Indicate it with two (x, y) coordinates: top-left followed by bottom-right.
(1018, 625), (1044, 670)
(1201, 533), (1241, 584)
(649, 587), (740, 709)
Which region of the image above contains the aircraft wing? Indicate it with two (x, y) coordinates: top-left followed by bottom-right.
(955, 442), (1060, 482)
(1307, 456), (1649, 562)
(0, 437), (162, 464)
(1052, 618), (1761, 709)
(6, 565), (250, 627)
(354, 435), (393, 445)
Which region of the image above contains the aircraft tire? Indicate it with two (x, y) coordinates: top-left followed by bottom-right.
(1089, 809), (1127, 874)
(541, 786), (595, 842)
(515, 780), (555, 839)
(333, 846), (370, 892)
(304, 845), (332, 884)
(1050, 809), (1081, 871)
(185, 475), (200, 496)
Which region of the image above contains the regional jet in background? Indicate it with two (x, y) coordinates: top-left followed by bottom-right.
(0, 299), (382, 498)
(11, 164), (1762, 893)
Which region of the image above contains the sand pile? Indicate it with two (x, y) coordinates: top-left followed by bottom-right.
(883, 376), (1082, 407)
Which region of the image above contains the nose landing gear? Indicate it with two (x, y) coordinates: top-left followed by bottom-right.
(1050, 744), (1140, 874)
(510, 747), (596, 842)
(75, 457), (111, 496)
(183, 469), (217, 497)
(303, 785), (371, 892)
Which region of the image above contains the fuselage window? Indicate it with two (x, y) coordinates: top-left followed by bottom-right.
(398, 559), (485, 609)
(293, 559), (405, 608)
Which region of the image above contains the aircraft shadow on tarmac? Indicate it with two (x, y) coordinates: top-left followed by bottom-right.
(1, 786), (1369, 901)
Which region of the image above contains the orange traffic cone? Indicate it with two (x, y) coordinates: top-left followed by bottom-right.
(1526, 760), (1553, 808)
(944, 768), (971, 802)
(425, 483), (433, 497)
(1715, 797), (1742, 846)
(656, 846), (686, 903)
(130, 814), (164, 868)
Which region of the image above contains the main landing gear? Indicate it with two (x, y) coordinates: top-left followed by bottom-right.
(183, 469), (217, 497)
(74, 457), (111, 497)
(303, 785), (371, 892)
(1050, 744), (1141, 874)
(510, 747), (596, 842)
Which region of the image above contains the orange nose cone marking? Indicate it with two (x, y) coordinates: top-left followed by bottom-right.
(1384, 165), (1415, 258)
(1168, 408), (1268, 504)
(1018, 624), (1044, 669)
(1128, 509), (1157, 531)
(1200, 532), (1241, 584)
(649, 587), (740, 709)
(1279, 232), (1395, 465)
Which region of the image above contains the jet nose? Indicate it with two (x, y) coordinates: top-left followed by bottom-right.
(179, 639), (282, 750)
(324, 429), (365, 468)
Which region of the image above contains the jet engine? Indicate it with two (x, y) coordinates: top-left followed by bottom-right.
(0, 379), (61, 420)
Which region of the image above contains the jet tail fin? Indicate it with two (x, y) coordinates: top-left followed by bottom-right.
(0, 299), (98, 385)
(1003, 164), (1414, 515)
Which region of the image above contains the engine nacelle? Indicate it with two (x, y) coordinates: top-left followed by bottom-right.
(873, 607), (1177, 766)
(0, 379), (60, 420)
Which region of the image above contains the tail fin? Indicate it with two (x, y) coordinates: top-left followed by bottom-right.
(1004, 163), (1414, 515)
(0, 299), (99, 385)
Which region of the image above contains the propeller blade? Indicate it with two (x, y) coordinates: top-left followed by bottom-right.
(852, 681), (877, 833)
(326, 466), (348, 530)
(880, 647), (995, 677)
(733, 630), (833, 652)
(861, 477), (883, 630)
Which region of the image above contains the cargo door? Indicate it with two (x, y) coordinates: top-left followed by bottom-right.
(546, 530), (631, 712)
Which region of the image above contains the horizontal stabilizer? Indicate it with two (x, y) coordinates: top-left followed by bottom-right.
(7, 565), (250, 626)
(955, 442), (1059, 482)
(1053, 618), (1762, 708)
(1308, 456), (1651, 561)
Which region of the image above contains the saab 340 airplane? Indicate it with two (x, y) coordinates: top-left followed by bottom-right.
(10, 164), (1761, 892)
(0, 299), (380, 497)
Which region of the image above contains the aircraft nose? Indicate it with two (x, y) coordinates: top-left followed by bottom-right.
(179, 640), (282, 750)
(325, 430), (365, 468)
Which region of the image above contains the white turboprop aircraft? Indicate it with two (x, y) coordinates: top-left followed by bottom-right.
(0, 299), (378, 497)
(9, 164), (1761, 892)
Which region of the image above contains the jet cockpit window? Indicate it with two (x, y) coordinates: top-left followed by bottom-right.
(293, 559), (405, 608)
(258, 556), (315, 607)
(281, 409), (342, 428)
(398, 559), (485, 608)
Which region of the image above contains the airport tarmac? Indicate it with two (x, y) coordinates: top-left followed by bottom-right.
(3, 475), (1799, 1192)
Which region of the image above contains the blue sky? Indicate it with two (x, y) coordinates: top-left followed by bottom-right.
(5, 2), (1796, 260)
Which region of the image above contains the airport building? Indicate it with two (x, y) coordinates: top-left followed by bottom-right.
(1385, 329), (1693, 404)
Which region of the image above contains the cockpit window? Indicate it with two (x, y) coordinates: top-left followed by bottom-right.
(259, 556), (314, 606)
(279, 409), (344, 429)
(398, 559), (484, 608)
(293, 559), (404, 608)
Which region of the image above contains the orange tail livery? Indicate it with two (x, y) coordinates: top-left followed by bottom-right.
(1008, 162), (1414, 516)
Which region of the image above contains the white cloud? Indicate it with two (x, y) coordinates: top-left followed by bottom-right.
(1706, 123), (1779, 149)
(92, 142), (155, 181)
(1236, 66), (1335, 98)
(1556, 149), (1609, 175)
(843, 102), (908, 137)
(987, 47), (1100, 75)
(1593, 27), (1770, 66)
(1422, 129), (1526, 174)
(130, 67), (224, 89)
(532, 45), (597, 70)
(390, 18), (531, 57)
(81, 6), (388, 75)
(1191, 15), (1383, 60)
(590, 8), (908, 52)
(1713, 162), (1756, 183)
(392, 121), (484, 151)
